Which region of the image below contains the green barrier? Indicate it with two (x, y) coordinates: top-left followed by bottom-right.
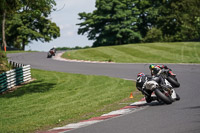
(0, 76), (7, 82)
(16, 80), (24, 85)
(0, 75), (7, 89)
(0, 63), (31, 93)
(0, 87), (8, 93)
(0, 85), (8, 90)
(0, 73), (6, 78)
(0, 81), (7, 86)
(0, 82), (7, 91)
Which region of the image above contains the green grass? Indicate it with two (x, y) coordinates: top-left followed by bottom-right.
(62, 42), (200, 63)
(0, 69), (142, 133)
(6, 50), (37, 54)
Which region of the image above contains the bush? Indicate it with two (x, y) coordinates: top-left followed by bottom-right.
(0, 50), (11, 74)
(143, 28), (163, 42)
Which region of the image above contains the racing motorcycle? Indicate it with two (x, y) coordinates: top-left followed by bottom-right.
(158, 68), (180, 88)
(137, 67), (180, 104)
(47, 49), (55, 58)
(145, 75), (180, 104)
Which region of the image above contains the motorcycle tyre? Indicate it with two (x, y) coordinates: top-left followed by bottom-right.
(175, 93), (180, 101)
(47, 54), (52, 58)
(167, 76), (180, 88)
(154, 89), (173, 104)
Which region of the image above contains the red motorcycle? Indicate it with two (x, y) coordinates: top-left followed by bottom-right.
(47, 49), (56, 58)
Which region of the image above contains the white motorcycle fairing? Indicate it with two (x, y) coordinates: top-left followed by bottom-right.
(145, 81), (158, 91)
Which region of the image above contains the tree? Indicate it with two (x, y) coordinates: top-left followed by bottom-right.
(141, 0), (200, 42)
(77, 0), (142, 47)
(0, 0), (19, 49)
(77, 0), (200, 45)
(176, 0), (200, 41)
(6, 0), (60, 50)
(0, 0), (60, 50)
(143, 27), (162, 42)
(136, 0), (151, 38)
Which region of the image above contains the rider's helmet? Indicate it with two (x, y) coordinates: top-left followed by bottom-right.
(136, 73), (146, 91)
(149, 64), (162, 76)
(137, 72), (145, 77)
(149, 64), (155, 70)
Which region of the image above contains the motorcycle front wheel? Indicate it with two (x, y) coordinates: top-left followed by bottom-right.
(154, 89), (173, 104)
(47, 53), (52, 58)
(167, 76), (180, 88)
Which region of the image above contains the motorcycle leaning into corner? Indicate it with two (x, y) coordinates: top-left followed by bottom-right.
(150, 64), (180, 88)
(136, 72), (180, 105)
(47, 47), (56, 58)
(159, 68), (180, 88)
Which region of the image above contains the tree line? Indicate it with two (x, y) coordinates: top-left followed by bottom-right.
(77, 0), (200, 47)
(1, 0), (200, 50)
(56, 46), (91, 51)
(0, 0), (60, 50)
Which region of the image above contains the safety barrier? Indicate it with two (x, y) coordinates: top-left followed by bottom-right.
(0, 64), (31, 93)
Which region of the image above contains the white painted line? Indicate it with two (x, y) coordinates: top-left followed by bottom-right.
(53, 52), (115, 64)
(101, 109), (132, 116)
(52, 120), (102, 130)
(46, 97), (150, 133)
(130, 100), (147, 106)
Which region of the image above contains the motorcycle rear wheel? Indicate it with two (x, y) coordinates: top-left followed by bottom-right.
(155, 89), (173, 104)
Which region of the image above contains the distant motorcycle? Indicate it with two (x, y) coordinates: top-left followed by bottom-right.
(47, 49), (55, 58)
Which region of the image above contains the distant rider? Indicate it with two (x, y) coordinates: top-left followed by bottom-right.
(50, 46), (57, 54)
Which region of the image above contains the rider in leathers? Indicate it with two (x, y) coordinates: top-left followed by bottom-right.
(136, 72), (169, 103)
(149, 64), (169, 76)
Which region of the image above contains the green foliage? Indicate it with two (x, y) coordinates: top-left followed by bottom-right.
(0, 0), (60, 50)
(6, 13), (60, 50)
(143, 28), (163, 42)
(77, 0), (142, 47)
(77, 0), (200, 46)
(56, 46), (91, 51)
(0, 0), (20, 13)
(0, 49), (11, 74)
(136, 0), (155, 38)
(148, 0), (200, 42)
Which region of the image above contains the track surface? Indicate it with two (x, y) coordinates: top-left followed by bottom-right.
(8, 52), (200, 133)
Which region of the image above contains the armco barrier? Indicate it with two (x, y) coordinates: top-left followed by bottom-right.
(0, 64), (31, 93)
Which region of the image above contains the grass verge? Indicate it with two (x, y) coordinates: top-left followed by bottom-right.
(6, 50), (37, 54)
(0, 50), (12, 74)
(62, 42), (200, 63)
(0, 50), (36, 74)
(0, 69), (142, 132)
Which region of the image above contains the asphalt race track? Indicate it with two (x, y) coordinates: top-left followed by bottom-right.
(8, 52), (200, 133)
